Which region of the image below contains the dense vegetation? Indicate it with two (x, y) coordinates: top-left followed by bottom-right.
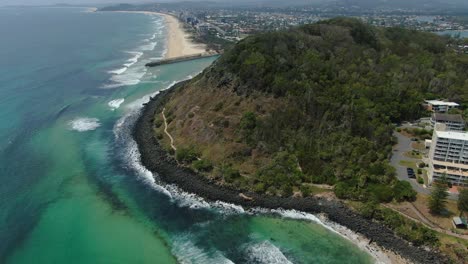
(359, 202), (438, 247)
(161, 18), (468, 202)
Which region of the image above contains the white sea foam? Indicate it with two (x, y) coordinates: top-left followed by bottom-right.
(108, 67), (128, 75)
(68, 117), (101, 132)
(108, 98), (125, 110)
(103, 67), (147, 89)
(140, 41), (158, 51)
(172, 234), (235, 264)
(245, 241), (292, 264)
(124, 51), (144, 68)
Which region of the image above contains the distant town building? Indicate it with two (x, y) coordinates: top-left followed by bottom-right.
(430, 113), (465, 131)
(424, 99), (459, 113)
(428, 124), (468, 186)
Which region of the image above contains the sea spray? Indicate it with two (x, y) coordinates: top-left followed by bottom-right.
(108, 98), (125, 110)
(68, 117), (101, 132)
(171, 233), (235, 264)
(244, 240), (293, 264)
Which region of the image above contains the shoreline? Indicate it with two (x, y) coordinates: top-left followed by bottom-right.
(132, 81), (449, 264)
(107, 11), (207, 59)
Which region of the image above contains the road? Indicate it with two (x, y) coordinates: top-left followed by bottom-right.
(390, 131), (458, 200)
(390, 131), (430, 195)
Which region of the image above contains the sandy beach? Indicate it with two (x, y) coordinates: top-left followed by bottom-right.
(159, 13), (207, 59)
(109, 11), (207, 59)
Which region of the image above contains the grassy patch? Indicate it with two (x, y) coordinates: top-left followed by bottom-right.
(403, 150), (422, 159)
(399, 160), (417, 168)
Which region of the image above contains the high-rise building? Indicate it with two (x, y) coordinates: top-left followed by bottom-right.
(430, 113), (465, 131)
(428, 124), (468, 186)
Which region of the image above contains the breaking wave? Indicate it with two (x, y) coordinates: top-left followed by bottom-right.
(172, 234), (235, 264)
(68, 117), (101, 132)
(108, 98), (125, 110)
(245, 241), (292, 264)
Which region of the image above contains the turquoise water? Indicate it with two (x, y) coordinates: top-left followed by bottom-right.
(436, 30), (468, 38)
(0, 7), (374, 264)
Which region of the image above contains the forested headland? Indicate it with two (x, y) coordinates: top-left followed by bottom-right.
(157, 18), (468, 203)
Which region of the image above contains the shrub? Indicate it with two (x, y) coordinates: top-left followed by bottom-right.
(417, 176), (424, 184)
(192, 159), (213, 172)
(393, 181), (417, 202)
(213, 102), (224, 112)
(254, 183), (266, 193)
(219, 165), (241, 183)
(334, 181), (358, 199)
(188, 112), (195, 118)
(154, 119), (163, 128)
(300, 185), (312, 197)
(281, 184), (293, 197)
(175, 146), (199, 164)
(369, 184), (394, 203)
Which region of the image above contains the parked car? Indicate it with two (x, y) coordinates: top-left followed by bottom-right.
(407, 168), (415, 178)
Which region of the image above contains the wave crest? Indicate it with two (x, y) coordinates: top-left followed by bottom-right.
(68, 117), (101, 132)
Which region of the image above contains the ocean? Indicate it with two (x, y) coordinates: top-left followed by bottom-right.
(0, 7), (374, 264)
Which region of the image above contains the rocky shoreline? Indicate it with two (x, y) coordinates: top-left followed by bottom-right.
(133, 82), (448, 264)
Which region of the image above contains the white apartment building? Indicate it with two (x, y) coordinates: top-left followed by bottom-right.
(425, 100), (459, 113)
(430, 113), (465, 131)
(428, 124), (468, 186)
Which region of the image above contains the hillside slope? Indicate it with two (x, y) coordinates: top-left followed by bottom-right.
(154, 18), (468, 200)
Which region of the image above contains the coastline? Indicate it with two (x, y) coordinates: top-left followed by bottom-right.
(107, 11), (207, 59)
(132, 81), (449, 264)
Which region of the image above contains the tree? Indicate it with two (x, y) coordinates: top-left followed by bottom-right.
(393, 181), (417, 202)
(429, 177), (449, 215)
(457, 189), (468, 216)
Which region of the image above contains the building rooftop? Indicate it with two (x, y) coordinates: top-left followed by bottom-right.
(425, 100), (459, 107)
(453, 217), (463, 225)
(432, 113), (465, 123)
(436, 130), (468, 141)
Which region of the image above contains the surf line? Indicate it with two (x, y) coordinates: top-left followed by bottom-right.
(162, 108), (177, 151)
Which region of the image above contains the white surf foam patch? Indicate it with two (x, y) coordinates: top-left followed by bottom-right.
(108, 67), (128, 75)
(68, 117), (101, 132)
(124, 51), (144, 68)
(172, 234), (235, 264)
(113, 108), (173, 198)
(108, 98), (125, 110)
(249, 208), (392, 264)
(108, 51), (144, 77)
(103, 67), (147, 89)
(245, 241), (292, 264)
(140, 41), (158, 51)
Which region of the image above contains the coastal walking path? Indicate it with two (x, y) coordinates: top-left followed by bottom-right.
(383, 204), (468, 240)
(162, 108), (177, 152)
